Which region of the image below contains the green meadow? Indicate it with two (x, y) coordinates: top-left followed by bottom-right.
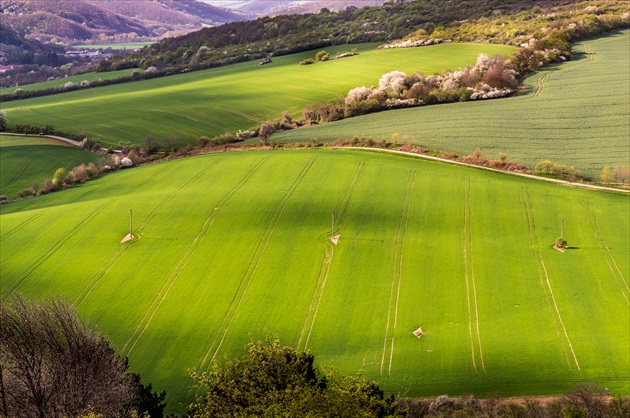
(1, 42), (515, 147)
(1, 69), (143, 93)
(73, 42), (155, 50)
(2, 149), (628, 413)
(0, 134), (98, 199)
(274, 29), (630, 179)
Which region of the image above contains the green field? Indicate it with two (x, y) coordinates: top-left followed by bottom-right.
(73, 42), (155, 50)
(274, 30), (630, 179)
(1, 149), (628, 413)
(0, 134), (99, 199)
(1, 42), (516, 147)
(1, 69), (143, 93)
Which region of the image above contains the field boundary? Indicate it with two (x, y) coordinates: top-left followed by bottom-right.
(333, 147), (630, 194)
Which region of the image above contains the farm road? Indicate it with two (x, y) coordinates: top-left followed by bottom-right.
(2, 132), (110, 152)
(336, 147), (630, 194)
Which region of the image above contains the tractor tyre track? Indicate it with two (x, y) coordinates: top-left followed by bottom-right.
(380, 170), (415, 376)
(2, 203), (107, 298)
(581, 201), (629, 304)
(523, 189), (580, 370)
(186, 158), (316, 403)
(121, 157), (268, 357)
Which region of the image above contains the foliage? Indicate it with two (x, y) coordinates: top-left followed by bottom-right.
(274, 30), (630, 179)
(0, 295), (137, 417)
(400, 385), (629, 418)
(0, 112), (6, 132)
(316, 50), (330, 61)
(300, 58), (315, 65)
(52, 167), (68, 189)
(3, 42), (514, 147)
(188, 339), (403, 417)
(96, 0), (562, 74)
(129, 372), (167, 418)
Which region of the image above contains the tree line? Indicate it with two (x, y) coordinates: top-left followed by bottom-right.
(93, 0), (567, 74)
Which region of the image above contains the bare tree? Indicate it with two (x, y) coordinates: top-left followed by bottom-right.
(0, 295), (137, 417)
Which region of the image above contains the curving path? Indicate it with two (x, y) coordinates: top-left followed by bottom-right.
(1, 132), (110, 152)
(335, 147), (630, 194)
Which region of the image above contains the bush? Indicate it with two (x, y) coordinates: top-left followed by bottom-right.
(188, 339), (404, 417)
(0, 295), (141, 417)
(52, 167), (67, 189)
(315, 50), (330, 61)
(300, 58), (315, 65)
(198, 136), (211, 148)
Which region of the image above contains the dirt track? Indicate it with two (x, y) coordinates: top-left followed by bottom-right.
(335, 147), (630, 194)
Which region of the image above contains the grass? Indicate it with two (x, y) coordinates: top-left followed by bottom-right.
(1, 69), (143, 93)
(273, 29), (630, 180)
(73, 42), (155, 50)
(1, 149), (628, 413)
(0, 42), (516, 147)
(0, 134), (99, 199)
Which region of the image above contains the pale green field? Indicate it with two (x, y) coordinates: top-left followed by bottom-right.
(1, 43), (516, 147)
(1, 69), (143, 93)
(274, 30), (630, 179)
(1, 150), (628, 413)
(74, 42), (154, 50)
(0, 134), (98, 199)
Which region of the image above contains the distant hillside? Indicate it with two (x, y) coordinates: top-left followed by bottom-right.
(90, 0), (251, 27)
(0, 0), (151, 43)
(102, 0), (571, 72)
(271, 1), (388, 16)
(0, 0), (249, 45)
(0, 22), (64, 64)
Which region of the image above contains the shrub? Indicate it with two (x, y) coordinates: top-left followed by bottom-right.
(198, 136), (211, 148)
(52, 167), (67, 189)
(16, 188), (36, 199)
(315, 50), (329, 61)
(121, 157), (133, 167)
(300, 58), (315, 65)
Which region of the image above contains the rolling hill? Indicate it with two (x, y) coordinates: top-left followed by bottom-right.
(0, 0), (248, 45)
(273, 29), (630, 179)
(1, 42), (515, 146)
(1, 149), (628, 414)
(0, 134), (99, 199)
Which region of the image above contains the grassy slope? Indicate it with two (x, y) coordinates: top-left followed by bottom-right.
(273, 29), (630, 179)
(1, 68), (143, 93)
(73, 42), (155, 50)
(0, 134), (99, 198)
(1, 150), (628, 413)
(1, 43), (515, 147)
